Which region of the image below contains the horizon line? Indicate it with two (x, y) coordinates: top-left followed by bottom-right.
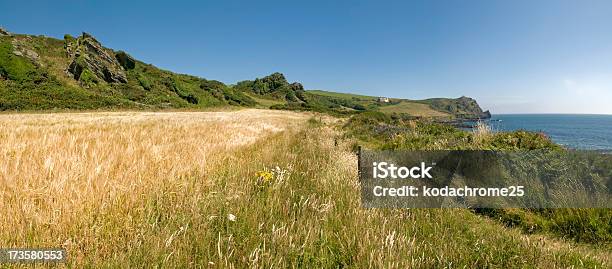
(492, 113), (612, 116)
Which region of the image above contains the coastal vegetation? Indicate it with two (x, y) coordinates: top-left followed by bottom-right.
(0, 28), (610, 267)
(342, 111), (611, 247)
(0, 111), (608, 267)
(343, 111), (560, 151)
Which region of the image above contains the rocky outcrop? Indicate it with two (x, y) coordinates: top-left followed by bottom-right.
(65, 33), (127, 84)
(115, 51), (136, 70)
(0, 27), (10, 36)
(454, 96), (491, 119)
(290, 82), (304, 91)
(234, 72), (307, 102)
(425, 96), (491, 119)
(11, 38), (41, 65)
(481, 110), (492, 119)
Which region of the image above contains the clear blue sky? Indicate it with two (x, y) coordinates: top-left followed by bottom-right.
(2, 0), (612, 114)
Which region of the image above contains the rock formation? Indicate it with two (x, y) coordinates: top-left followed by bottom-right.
(115, 51), (136, 70)
(426, 96), (491, 119)
(65, 33), (128, 84)
(11, 38), (41, 65)
(234, 72), (307, 102)
(0, 27), (10, 36)
(454, 96), (491, 119)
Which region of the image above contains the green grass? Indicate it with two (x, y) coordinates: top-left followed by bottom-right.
(308, 90), (378, 100)
(478, 208), (612, 245)
(244, 92), (286, 108)
(378, 100), (451, 117)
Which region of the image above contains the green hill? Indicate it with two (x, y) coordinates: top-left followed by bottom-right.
(307, 90), (489, 119)
(378, 101), (450, 117)
(0, 31), (254, 110)
(308, 90), (377, 100)
(0, 28), (490, 119)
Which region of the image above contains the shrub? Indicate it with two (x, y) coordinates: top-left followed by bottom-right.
(136, 73), (153, 91)
(79, 68), (100, 88)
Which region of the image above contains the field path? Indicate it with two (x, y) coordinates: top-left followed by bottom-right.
(0, 110), (606, 267)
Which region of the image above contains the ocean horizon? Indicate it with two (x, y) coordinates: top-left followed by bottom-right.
(494, 113), (612, 116)
(487, 114), (612, 150)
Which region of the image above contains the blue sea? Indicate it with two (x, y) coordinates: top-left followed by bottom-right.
(485, 114), (612, 150)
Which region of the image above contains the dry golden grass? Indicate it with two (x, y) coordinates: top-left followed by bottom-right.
(472, 120), (493, 145)
(0, 109), (307, 264)
(0, 109), (606, 267)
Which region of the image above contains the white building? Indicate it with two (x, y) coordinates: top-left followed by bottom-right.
(377, 97), (390, 103)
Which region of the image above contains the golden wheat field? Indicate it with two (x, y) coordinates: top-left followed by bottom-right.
(0, 109), (309, 265)
(0, 109), (608, 268)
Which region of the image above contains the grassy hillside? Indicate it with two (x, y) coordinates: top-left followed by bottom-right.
(307, 90), (486, 119)
(418, 96), (492, 119)
(244, 92), (286, 108)
(1, 29), (491, 119)
(0, 33), (255, 110)
(0, 35), (132, 110)
(378, 100), (450, 117)
(308, 90), (377, 100)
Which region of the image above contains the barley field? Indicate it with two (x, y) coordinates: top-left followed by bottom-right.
(0, 110), (608, 267)
(0, 109), (307, 266)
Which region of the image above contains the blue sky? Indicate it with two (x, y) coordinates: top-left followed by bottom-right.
(2, 0), (612, 114)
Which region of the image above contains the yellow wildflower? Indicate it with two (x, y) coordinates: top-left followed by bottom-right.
(256, 170), (274, 183)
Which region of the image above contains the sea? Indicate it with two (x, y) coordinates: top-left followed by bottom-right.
(483, 114), (612, 151)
